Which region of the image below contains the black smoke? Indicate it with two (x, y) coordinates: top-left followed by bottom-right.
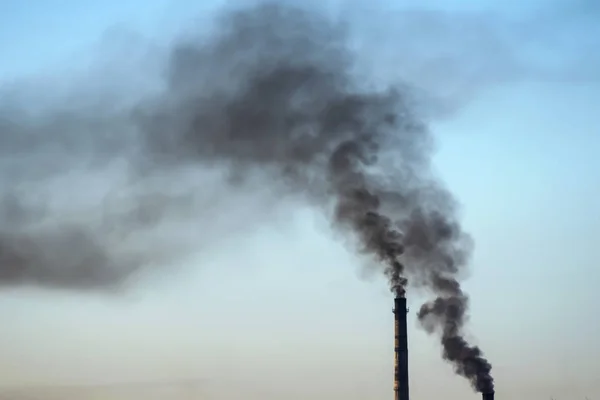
(0, 1), (493, 391)
(137, 2), (493, 391)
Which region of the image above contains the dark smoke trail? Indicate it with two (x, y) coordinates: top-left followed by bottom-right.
(418, 291), (494, 393)
(138, 1), (493, 391)
(0, 0), (494, 390)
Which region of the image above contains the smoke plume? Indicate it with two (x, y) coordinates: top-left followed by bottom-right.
(137, 2), (493, 391)
(0, 0), (496, 391)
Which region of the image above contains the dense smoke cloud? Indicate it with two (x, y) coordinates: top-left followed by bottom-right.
(0, 0), (497, 391)
(137, 2), (493, 391)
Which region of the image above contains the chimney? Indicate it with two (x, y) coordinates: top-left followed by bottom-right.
(393, 296), (409, 400)
(482, 392), (495, 400)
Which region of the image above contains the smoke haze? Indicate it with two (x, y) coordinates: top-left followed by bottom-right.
(140, 2), (492, 391)
(6, 0), (597, 392)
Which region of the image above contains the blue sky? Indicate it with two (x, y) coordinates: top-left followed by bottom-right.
(0, 1), (599, 399)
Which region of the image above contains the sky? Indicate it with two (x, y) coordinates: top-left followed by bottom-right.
(0, 0), (599, 399)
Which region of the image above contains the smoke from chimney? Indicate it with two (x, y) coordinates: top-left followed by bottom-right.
(143, 2), (494, 392)
(0, 1), (494, 391)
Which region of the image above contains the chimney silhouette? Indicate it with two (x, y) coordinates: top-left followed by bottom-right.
(393, 296), (409, 400)
(482, 392), (495, 400)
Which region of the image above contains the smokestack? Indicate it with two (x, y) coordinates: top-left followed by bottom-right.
(394, 296), (409, 400)
(482, 392), (495, 400)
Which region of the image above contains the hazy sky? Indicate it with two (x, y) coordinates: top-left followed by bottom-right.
(0, 1), (599, 400)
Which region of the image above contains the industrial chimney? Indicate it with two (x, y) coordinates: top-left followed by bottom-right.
(482, 392), (495, 400)
(393, 296), (409, 400)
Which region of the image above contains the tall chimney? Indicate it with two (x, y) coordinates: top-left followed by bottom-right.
(482, 392), (495, 400)
(393, 296), (409, 400)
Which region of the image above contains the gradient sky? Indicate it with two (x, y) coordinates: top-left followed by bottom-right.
(0, 1), (599, 400)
